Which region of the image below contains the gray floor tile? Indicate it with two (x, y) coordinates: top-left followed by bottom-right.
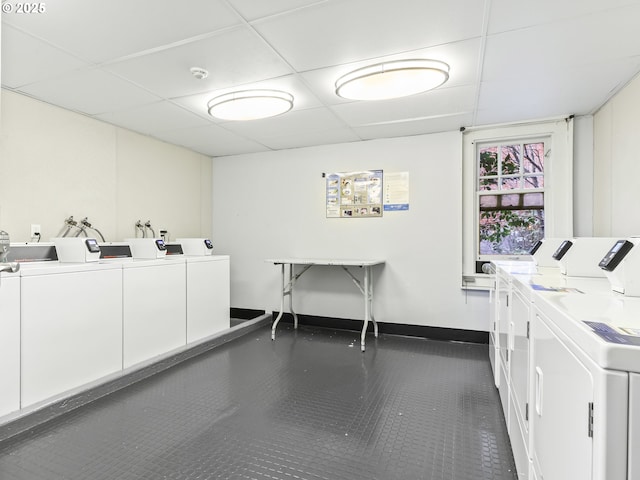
(0, 324), (516, 480)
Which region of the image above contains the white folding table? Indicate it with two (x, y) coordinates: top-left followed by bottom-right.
(266, 258), (385, 351)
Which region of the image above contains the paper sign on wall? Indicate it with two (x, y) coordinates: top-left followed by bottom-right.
(383, 171), (410, 211)
(326, 170), (383, 218)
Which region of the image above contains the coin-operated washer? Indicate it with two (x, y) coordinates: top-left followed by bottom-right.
(175, 238), (229, 342)
(529, 238), (565, 270)
(19, 238), (122, 408)
(552, 237), (619, 277)
(175, 238), (214, 256)
(599, 238), (640, 296)
(126, 238), (168, 259)
(0, 231), (20, 417)
(52, 237), (101, 263)
(121, 238), (186, 368)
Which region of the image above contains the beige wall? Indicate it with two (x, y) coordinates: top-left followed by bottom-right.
(0, 89), (212, 242)
(593, 73), (640, 236)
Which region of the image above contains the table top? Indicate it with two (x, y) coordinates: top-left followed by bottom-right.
(266, 258), (385, 267)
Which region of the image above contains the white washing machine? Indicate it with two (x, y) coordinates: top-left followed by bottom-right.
(184, 255), (230, 343)
(20, 261), (123, 408)
(630, 373), (640, 480)
(0, 268), (20, 418)
(122, 256), (187, 368)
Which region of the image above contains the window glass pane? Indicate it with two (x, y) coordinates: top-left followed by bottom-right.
(524, 175), (544, 189)
(501, 176), (521, 190)
(479, 209), (545, 255)
(479, 178), (498, 191)
(476, 139), (546, 257)
(480, 195), (498, 208)
(501, 145), (521, 175)
(524, 143), (544, 174)
(523, 192), (544, 207)
(479, 147), (498, 176)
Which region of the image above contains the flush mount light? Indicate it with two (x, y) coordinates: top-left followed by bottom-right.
(335, 59), (450, 101)
(207, 89), (294, 121)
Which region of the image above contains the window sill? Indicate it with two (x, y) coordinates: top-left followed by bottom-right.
(461, 274), (494, 291)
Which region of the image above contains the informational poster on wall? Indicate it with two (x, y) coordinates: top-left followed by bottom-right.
(326, 170), (383, 218)
(383, 171), (410, 211)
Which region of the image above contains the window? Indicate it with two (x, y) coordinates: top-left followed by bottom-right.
(477, 140), (546, 255)
(462, 120), (574, 289)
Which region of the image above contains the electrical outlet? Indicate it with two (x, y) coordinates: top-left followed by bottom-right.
(30, 224), (41, 238)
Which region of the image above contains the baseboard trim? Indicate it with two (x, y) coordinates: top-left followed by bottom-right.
(271, 312), (489, 344)
(230, 307), (267, 320)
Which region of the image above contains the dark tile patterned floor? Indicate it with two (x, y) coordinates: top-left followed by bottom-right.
(0, 324), (516, 480)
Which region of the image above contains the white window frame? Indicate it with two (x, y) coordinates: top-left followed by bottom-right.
(462, 119), (574, 289)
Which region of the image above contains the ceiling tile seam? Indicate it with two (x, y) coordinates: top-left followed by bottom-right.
(94, 24), (245, 68)
(218, 0), (364, 143)
(488, 3), (640, 37)
(354, 111), (474, 128)
(242, 0), (332, 25)
(471, 0), (492, 126)
(90, 101), (211, 134)
(2, 88), (164, 135)
(1, 22), (98, 66)
(172, 120), (279, 153)
(5, 63), (161, 96)
(209, 119), (330, 151)
(0, 26), (100, 90)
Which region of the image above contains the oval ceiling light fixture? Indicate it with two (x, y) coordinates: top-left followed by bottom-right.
(335, 59), (450, 101)
(207, 89), (294, 121)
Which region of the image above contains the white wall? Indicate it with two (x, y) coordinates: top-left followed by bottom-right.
(0, 90), (212, 242)
(594, 73), (640, 236)
(573, 115), (594, 237)
(212, 133), (490, 332)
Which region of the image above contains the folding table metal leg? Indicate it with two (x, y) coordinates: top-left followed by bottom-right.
(271, 263), (311, 340)
(271, 264), (286, 340)
(360, 265), (378, 352)
(288, 264), (298, 329)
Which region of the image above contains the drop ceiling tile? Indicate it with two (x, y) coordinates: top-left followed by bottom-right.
(259, 127), (362, 150)
(483, 5), (640, 83)
(488, 0), (640, 34)
(301, 39), (481, 106)
(352, 112), (472, 140)
(2, 0), (241, 63)
(1, 25), (89, 89)
(331, 85), (476, 127)
(253, 0), (485, 71)
(477, 59), (640, 124)
(18, 69), (161, 115)
(219, 107), (346, 142)
(155, 124), (270, 157)
(226, 0), (326, 21)
(94, 101), (212, 135)
(106, 27), (294, 99)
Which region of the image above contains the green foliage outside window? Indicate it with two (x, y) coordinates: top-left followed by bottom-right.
(478, 143), (545, 255)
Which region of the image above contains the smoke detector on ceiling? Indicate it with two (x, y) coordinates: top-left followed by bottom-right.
(190, 67), (209, 80)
